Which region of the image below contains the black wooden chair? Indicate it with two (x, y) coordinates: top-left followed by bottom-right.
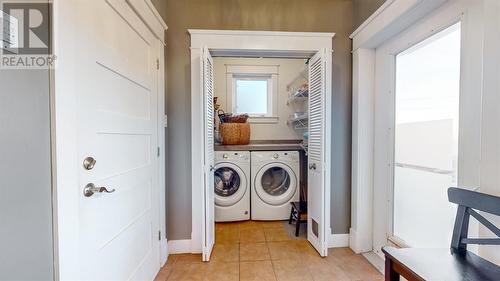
(383, 187), (500, 281)
(289, 201), (307, 237)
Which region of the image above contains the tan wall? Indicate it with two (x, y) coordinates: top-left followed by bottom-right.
(160, 0), (354, 240)
(150, 0), (167, 19)
(353, 0), (386, 30)
(213, 57), (306, 141)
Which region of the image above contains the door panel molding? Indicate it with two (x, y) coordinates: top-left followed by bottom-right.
(52, 0), (167, 279)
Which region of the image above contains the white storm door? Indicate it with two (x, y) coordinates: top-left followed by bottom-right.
(55, 0), (160, 280)
(308, 49), (330, 257)
(202, 47), (215, 261)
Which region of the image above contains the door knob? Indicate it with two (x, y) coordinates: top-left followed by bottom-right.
(83, 157), (96, 170)
(309, 163), (317, 170)
(84, 183), (115, 197)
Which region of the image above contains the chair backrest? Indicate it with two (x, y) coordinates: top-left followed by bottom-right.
(448, 187), (500, 252)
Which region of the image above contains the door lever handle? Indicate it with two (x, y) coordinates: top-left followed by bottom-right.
(84, 183), (116, 197)
(210, 165), (215, 172)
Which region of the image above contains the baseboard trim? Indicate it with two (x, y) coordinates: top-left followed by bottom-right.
(328, 233), (350, 248)
(167, 239), (192, 254)
(362, 251), (385, 274)
(349, 227), (373, 253)
(170, 235), (349, 253)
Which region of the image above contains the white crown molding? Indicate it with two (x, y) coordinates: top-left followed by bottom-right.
(188, 30), (334, 55)
(350, 0), (396, 39)
(126, 0), (168, 44)
(188, 29), (334, 38)
(350, 0), (449, 50)
(144, 0), (168, 31)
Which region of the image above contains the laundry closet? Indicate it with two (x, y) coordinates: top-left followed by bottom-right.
(212, 57), (311, 235)
(191, 30), (332, 261)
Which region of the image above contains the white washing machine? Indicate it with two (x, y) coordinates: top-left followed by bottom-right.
(214, 151), (251, 222)
(251, 151), (300, 220)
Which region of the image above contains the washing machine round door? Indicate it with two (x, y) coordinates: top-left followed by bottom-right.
(254, 163), (297, 206)
(214, 162), (247, 207)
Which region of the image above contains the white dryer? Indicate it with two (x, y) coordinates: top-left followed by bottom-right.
(251, 151), (300, 220)
(214, 151), (251, 222)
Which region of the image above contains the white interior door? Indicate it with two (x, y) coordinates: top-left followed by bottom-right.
(55, 0), (160, 280)
(202, 47), (215, 261)
(307, 49), (330, 257)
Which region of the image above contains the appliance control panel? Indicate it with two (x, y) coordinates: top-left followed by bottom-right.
(215, 151), (250, 161)
(252, 151), (299, 162)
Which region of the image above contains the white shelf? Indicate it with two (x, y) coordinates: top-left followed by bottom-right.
(287, 114), (308, 130)
(287, 95), (308, 105)
(287, 64), (309, 132)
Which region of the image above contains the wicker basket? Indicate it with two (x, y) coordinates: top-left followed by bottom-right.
(223, 114), (249, 123)
(220, 123), (251, 145)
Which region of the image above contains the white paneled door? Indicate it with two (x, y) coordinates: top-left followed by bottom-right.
(308, 49), (331, 257)
(55, 0), (161, 280)
(202, 47), (215, 261)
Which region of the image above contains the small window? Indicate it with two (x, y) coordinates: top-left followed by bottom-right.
(234, 76), (270, 116)
(226, 65), (279, 123)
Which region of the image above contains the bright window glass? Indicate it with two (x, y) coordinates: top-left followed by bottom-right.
(234, 78), (268, 115)
(393, 23), (461, 248)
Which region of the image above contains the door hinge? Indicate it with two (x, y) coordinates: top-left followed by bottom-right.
(156, 58), (160, 70)
(158, 230), (161, 241)
(157, 147), (160, 157)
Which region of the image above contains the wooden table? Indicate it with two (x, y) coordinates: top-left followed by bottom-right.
(382, 247), (500, 281)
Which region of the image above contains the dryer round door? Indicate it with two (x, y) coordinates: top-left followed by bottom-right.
(214, 162), (248, 207)
(254, 163), (297, 206)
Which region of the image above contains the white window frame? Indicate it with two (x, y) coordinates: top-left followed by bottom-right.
(226, 64), (279, 123)
(350, 0), (484, 263)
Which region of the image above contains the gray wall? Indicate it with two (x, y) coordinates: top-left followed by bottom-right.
(160, 0), (354, 240)
(0, 1), (54, 279)
(0, 69), (54, 280)
(353, 0), (387, 30)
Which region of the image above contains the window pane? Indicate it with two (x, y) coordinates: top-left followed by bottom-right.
(393, 23), (461, 248)
(235, 79), (268, 115)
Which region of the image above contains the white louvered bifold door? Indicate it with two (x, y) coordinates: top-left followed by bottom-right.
(202, 47), (215, 261)
(308, 49), (329, 257)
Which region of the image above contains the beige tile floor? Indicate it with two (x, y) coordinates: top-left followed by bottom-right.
(155, 221), (383, 281)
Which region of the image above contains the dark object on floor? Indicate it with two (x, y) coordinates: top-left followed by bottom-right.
(383, 187), (500, 281)
(289, 201), (307, 237)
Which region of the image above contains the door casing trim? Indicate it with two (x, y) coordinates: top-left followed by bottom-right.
(189, 30), (334, 254)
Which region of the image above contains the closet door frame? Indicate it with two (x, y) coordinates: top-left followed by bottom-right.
(188, 30), (334, 255)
